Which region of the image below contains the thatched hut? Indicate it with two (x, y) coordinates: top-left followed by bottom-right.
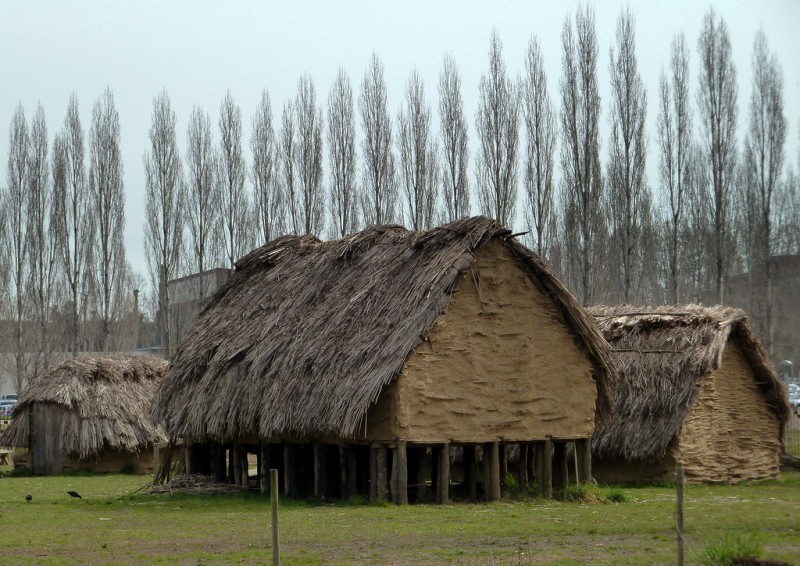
(152, 217), (615, 502)
(0, 355), (168, 474)
(590, 305), (791, 484)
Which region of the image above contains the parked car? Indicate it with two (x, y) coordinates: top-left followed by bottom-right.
(0, 400), (15, 418)
(0, 394), (18, 402)
(790, 391), (800, 417)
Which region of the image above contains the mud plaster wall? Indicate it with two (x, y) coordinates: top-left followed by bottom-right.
(366, 241), (597, 443)
(676, 342), (782, 483)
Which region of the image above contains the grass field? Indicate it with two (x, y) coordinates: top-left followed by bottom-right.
(0, 469), (798, 565)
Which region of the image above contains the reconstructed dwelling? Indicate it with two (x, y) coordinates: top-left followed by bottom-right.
(589, 305), (790, 484)
(151, 217), (615, 502)
(0, 355), (168, 474)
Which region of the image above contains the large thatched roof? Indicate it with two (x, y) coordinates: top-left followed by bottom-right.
(0, 355), (168, 458)
(152, 216), (614, 442)
(589, 305), (791, 463)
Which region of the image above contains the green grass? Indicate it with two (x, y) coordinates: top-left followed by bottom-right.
(0, 470), (798, 564)
(699, 530), (765, 565)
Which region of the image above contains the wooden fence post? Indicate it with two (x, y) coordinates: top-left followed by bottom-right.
(676, 462), (684, 566)
(270, 468), (280, 566)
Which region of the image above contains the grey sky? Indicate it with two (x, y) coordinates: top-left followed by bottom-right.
(2, 1), (799, 292)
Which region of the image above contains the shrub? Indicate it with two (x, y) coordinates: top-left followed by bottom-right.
(605, 487), (627, 503)
(559, 482), (600, 503)
(8, 465), (32, 477)
(700, 531), (764, 566)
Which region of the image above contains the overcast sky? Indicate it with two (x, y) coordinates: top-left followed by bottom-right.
(2, 1), (799, 291)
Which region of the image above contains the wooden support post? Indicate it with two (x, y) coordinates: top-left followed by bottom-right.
(153, 442), (161, 483)
(232, 444), (242, 486)
(338, 446), (347, 500)
(516, 443), (528, 487)
(375, 446), (389, 502)
(536, 439), (553, 499)
(313, 443), (323, 498)
(346, 446), (358, 500)
(463, 445), (478, 502)
(488, 441), (501, 501)
(184, 443), (194, 474)
(240, 447), (249, 487)
(436, 443), (450, 504)
(553, 441), (568, 490)
(390, 441), (408, 505)
(527, 442), (536, 482)
(482, 443), (492, 501)
(283, 445), (292, 498)
(211, 444), (225, 483)
(260, 443), (270, 495)
(577, 438), (592, 483)
(369, 447), (377, 501)
(227, 446), (235, 483)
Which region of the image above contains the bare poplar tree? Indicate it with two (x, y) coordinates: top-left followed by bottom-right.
(328, 68), (359, 237)
(4, 104), (31, 392)
(359, 52), (397, 225)
(698, 8), (738, 304)
(657, 32), (693, 304)
(521, 35), (557, 258)
(27, 104), (58, 375)
(251, 90), (284, 244)
(398, 69), (438, 230)
(741, 29), (787, 353)
(438, 54), (470, 222)
(294, 75), (325, 236)
(280, 100), (299, 234)
(218, 91), (251, 268)
(53, 94), (91, 356)
(89, 88), (126, 351)
(606, 8), (648, 303)
(560, 5), (603, 306)
(475, 30), (519, 227)
(683, 149), (714, 302)
(186, 105), (222, 301)
(144, 89), (184, 358)
(776, 161), (799, 255)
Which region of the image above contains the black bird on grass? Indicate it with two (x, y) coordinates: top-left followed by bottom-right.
(67, 491), (82, 499)
(25, 495), (31, 503)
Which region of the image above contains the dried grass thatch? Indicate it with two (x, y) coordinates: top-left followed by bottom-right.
(589, 304), (791, 463)
(0, 355), (168, 459)
(152, 216), (614, 442)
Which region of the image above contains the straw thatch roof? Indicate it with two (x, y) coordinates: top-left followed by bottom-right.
(152, 216), (614, 442)
(589, 305), (791, 463)
(0, 355), (168, 458)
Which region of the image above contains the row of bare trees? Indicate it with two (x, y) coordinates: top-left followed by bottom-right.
(0, 91), (145, 391)
(2, 5), (799, 378)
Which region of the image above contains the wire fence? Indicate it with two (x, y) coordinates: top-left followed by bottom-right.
(785, 410), (800, 457)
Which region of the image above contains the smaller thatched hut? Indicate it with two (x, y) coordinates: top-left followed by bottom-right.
(0, 355), (168, 474)
(590, 305), (790, 484)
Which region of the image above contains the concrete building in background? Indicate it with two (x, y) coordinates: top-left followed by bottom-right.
(725, 255), (800, 371)
(163, 268), (231, 349)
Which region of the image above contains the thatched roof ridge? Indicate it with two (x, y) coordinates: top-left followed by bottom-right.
(0, 355), (168, 458)
(152, 216), (614, 442)
(589, 304), (790, 463)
